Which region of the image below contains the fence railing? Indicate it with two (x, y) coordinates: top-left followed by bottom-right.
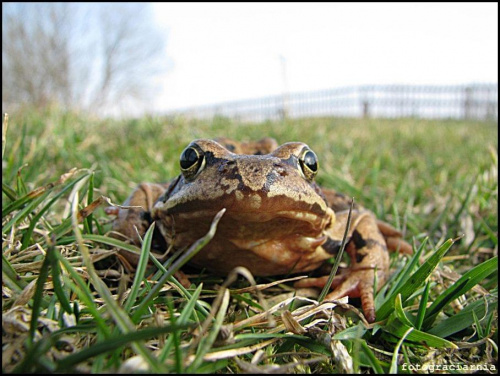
(167, 83), (498, 122)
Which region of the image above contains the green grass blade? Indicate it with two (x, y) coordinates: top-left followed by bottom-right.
(333, 323), (368, 340)
(28, 249), (52, 345)
(389, 326), (414, 373)
(165, 295), (184, 373)
(422, 256), (497, 329)
(2, 253), (28, 291)
(2, 182), (48, 217)
(49, 217), (78, 240)
(427, 292), (498, 338)
(385, 237), (427, 297)
(393, 293), (414, 327)
(48, 245), (72, 314)
(415, 280), (431, 330)
(72, 233), (142, 254)
(318, 199), (353, 302)
(359, 340), (384, 374)
(484, 309), (495, 338)
(2, 181), (17, 201)
(473, 310), (484, 338)
(16, 167), (29, 196)
(122, 222), (154, 313)
(384, 315), (458, 349)
(421, 278), (470, 330)
(85, 171), (94, 234)
(376, 238), (454, 321)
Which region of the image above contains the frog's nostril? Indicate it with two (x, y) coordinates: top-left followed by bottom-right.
(219, 160), (237, 174)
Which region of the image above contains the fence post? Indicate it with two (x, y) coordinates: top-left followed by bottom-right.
(463, 86), (472, 120)
(363, 101), (370, 118)
(485, 86), (497, 121)
(359, 86), (369, 118)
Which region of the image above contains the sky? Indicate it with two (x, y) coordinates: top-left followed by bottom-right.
(151, 3), (498, 112)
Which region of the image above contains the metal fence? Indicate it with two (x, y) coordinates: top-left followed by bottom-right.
(167, 83), (498, 123)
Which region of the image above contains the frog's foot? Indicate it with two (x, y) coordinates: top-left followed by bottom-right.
(294, 267), (379, 323)
(376, 220), (413, 255)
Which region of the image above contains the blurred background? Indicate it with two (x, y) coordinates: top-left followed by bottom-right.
(2, 2), (498, 121)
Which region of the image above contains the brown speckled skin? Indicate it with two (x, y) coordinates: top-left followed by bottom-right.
(111, 138), (411, 322)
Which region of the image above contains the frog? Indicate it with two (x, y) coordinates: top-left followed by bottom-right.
(110, 137), (412, 323)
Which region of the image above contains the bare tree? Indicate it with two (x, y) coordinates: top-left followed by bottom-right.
(2, 3), (167, 116)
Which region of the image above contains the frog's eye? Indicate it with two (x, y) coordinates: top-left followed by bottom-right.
(298, 147), (318, 181)
(180, 143), (206, 180)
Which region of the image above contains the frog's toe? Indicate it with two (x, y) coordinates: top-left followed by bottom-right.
(111, 182), (170, 243)
(376, 220), (413, 255)
(294, 274), (345, 289)
(105, 206), (120, 216)
(324, 271), (376, 323)
(386, 236), (413, 255)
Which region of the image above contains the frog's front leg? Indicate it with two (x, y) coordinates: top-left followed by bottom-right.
(295, 211), (389, 323)
(321, 187), (412, 255)
(109, 182), (169, 265)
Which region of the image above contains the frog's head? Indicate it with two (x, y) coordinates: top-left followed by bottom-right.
(152, 139), (335, 275)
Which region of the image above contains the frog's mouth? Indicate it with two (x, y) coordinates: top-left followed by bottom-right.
(156, 205), (333, 250)
(168, 207), (332, 235)
(172, 207), (328, 222)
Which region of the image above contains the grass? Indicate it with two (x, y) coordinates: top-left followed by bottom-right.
(2, 108), (498, 373)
